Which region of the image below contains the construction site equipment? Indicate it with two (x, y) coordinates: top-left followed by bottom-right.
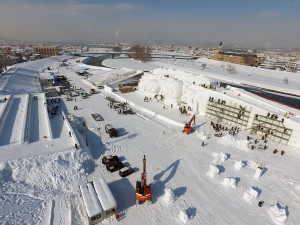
(117, 106), (135, 115)
(91, 113), (103, 121)
(79, 177), (117, 225)
(119, 167), (134, 178)
(106, 161), (124, 172)
(105, 124), (118, 138)
(102, 155), (119, 165)
(183, 114), (196, 134)
(136, 155), (152, 204)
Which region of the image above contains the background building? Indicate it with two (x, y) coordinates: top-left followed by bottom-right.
(213, 42), (258, 66)
(33, 45), (59, 56)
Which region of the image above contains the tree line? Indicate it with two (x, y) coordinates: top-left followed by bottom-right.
(128, 45), (151, 63)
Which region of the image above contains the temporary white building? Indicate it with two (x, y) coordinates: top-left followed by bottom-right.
(80, 177), (117, 224)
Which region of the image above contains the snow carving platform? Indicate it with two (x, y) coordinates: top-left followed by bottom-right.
(267, 202), (288, 225)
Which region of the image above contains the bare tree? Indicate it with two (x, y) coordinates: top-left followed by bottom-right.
(201, 63), (207, 70)
(227, 64), (236, 74)
(129, 45), (151, 62)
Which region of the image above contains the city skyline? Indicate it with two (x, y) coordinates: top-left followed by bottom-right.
(0, 0), (300, 48)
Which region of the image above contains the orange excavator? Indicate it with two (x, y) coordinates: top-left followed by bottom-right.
(183, 114), (196, 134)
(136, 155), (152, 204)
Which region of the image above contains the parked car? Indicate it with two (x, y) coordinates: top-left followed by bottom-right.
(91, 113), (103, 121)
(105, 124), (118, 138)
(119, 167), (134, 177)
(106, 161), (124, 172)
(102, 155), (119, 165)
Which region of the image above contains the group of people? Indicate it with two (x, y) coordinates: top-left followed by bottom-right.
(45, 97), (61, 106)
(179, 106), (188, 115)
(210, 121), (240, 135)
(144, 96), (151, 102)
(46, 97), (61, 116)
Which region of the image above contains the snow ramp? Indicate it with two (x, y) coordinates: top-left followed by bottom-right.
(28, 94), (52, 143)
(0, 94), (28, 146)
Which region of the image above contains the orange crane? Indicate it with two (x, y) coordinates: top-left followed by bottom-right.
(183, 114), (196, 134)
(136, 155), (152, 204)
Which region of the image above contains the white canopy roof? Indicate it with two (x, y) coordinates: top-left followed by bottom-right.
(80, 182), (103, 217)
(94, 177), (117, 211)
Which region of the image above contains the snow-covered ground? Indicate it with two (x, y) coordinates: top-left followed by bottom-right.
(101, 57), (300, 96)
(0, 56), (299, 225)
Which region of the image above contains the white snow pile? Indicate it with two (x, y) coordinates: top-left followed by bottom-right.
(222, 177), (237, 189)
(243, 187), (259, 203)
(218, 135), (250, 151)
(163, 186), (176, 204)
(196, 129), (210, 140)
(248, 160), (262, 170)
(254, 166), (264, 179)
(5, 149), (91, 194)
(212, 152), (228, 163)
(234, 160), (245, 170)
(207, 164), (219, 178)
(178, 209), (189, 223)
(0, 149), (92, 224)
(268, 202), (288, 225)
(0, 162), (7, 181)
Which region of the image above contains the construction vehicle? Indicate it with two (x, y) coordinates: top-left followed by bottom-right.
(117, 106), (135, 115)
(106, 161), (124, 172)
(183, 114), (196, 134)
(102, 155), (119, 164)
(91, 113), (103, 121)
(105, 124), (118, 138)
(119, 167), (134, 178)
(90, 88), (96, 94)
(136, 155), (152, 204)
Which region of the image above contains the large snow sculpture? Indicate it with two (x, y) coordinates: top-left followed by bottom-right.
(145, 79), (161, 94)
(163, 79), (183, 107)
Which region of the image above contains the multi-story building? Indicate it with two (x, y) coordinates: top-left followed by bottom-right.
(33, 45), (59, 56)
(213, 42), (258, 66)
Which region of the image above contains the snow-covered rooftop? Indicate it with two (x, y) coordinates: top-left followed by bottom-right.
(80, 182), (103, 217)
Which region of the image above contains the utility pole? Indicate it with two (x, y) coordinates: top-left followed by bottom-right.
(57, 61), (60, 76)
(97, 123), (102, 147)
(83, 118), (88, 146)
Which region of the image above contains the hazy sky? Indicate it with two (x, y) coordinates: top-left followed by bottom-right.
(0, 0), (300, 48)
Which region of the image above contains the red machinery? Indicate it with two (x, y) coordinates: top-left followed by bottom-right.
(183, 114), (196, 134)
(136, 155), (152, 204)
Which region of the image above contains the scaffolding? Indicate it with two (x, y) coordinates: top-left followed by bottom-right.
(251, 114), (292, 145)
(205, 98), (251, 129)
